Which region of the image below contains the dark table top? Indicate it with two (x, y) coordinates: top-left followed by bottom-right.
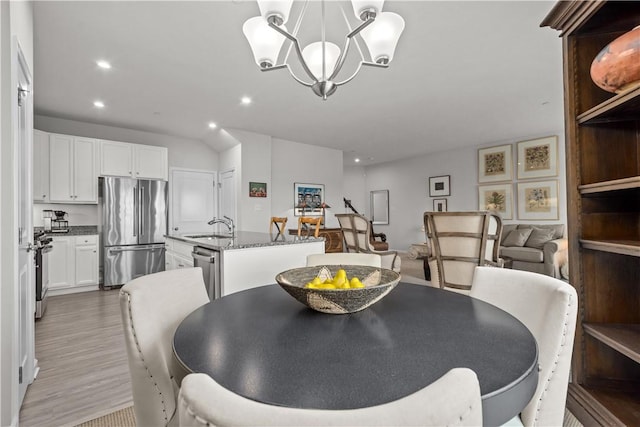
(173, 283), (538, 426)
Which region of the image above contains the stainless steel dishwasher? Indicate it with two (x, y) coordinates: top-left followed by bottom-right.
(192, 246), (221, 299)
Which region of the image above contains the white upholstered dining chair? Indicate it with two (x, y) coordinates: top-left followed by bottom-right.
(306, 253), (382, 268)
(119, 268), (209, 427)
(178, 368), (482, 426)
(470, 267), (578, 427)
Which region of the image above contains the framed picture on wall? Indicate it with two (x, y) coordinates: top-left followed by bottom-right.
(478, 144), (512, 183)
(433, 198), (447, 212)
(249, 182), (267, 197)
(517, 136), (558, 179)
(429, 175), (450, 197)
(478, 183), (513, 220)
(517, 180), (559, 220)
(294, 182), (325, 216)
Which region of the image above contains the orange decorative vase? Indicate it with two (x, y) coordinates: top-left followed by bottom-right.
(590, 25), (640, 94)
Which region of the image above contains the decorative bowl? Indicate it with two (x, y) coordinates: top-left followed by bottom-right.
(275, 265), (401, 314)
(590, 25), (640, 93)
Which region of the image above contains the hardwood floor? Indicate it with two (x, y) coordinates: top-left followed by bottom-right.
(19, 289), (132, 427)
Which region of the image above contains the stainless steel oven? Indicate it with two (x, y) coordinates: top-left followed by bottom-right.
(35, 233), (53, 319)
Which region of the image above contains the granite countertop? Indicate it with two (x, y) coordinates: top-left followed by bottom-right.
(35, 225), (98, 236)
(166, 231), (324, 251)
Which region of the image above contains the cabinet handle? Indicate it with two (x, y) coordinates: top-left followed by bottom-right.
(129, 171), (132, 175)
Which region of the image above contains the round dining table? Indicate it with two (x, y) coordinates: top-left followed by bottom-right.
(173, 283), (538, 426)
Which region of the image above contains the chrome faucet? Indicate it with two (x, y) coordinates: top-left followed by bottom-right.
(208, 216), (235, 236)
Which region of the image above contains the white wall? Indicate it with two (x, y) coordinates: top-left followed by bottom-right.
(342, 165), (367, 215)
(361, 132), (567, 251)
(271, 138), (344, 230)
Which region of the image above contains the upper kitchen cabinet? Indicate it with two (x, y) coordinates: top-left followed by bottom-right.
(49, 133), (98, 203)
(33, 130), (50, 203)
(100, 140), (168, 181)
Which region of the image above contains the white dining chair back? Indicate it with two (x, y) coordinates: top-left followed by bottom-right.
(424, 211), (503, 292)
(470, 267), (578, 427)
(178, 368), (482, 426)
(119, 268), (209, 427)
(306, 253), (382, 268)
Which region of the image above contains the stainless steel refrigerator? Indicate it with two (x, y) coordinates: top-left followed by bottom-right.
(102, 177), (167, 286)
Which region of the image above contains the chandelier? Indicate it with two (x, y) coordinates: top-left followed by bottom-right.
(242, 0), (405, 100)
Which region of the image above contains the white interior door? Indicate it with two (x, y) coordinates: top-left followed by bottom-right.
(14, 40), (34, 405)
(219, 169), (236, 231)
(169, 168), (217, 234)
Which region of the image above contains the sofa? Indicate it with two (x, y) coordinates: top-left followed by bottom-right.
(499, 224), (568, 279)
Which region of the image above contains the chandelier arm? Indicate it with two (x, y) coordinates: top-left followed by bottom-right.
(283, 0), (310, 65)
(334, 61), (388, 86)
(268, 21), (319, 84)
(260, 63), (314, 87)
(328, 17), (374, 82)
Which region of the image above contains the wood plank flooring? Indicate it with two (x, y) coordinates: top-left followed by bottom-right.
(19, 289), (133, 427)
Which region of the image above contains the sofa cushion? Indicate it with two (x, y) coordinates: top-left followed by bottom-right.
(502, 228), (533, 247)
(500, 246), (544, 263)
(525, 227), (557, 249)
(501, 224), (518, 245)
(517, 224), (564, 239)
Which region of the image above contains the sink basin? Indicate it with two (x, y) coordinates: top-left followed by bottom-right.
(185, 234), (233, 239)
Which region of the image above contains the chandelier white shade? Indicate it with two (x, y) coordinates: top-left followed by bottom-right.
(243, 0), (405, 99)
(302, 42), (341, 80)
(360, 12), (405, 64)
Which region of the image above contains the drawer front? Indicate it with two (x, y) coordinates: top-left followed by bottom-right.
(75, 235), (98, 246)
(169, 239), (194, 259)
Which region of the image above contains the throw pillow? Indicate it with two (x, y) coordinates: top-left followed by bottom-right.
(525, 227), (557, 249)
(502, 228), (533, 247)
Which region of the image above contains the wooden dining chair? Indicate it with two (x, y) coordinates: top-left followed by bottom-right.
(269, 216), (288, 235)
(470, 267), (577, 427)
(119, 268), (209, 427)
(297, 216), (322, 238)
(178, 368), (482, 426)
(423, 211), (503, 293)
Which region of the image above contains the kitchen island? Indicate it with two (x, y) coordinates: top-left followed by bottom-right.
(165, 232), (324, 298)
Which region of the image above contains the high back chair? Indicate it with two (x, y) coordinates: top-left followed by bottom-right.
(335, 213), (400, 272)
(119, 268), (209, 427)
(423, 211), (503, 292)
(178, 368), (482, 427)
(269, 216), (288, 235)
(470, 267), (578, 427)
(306, 253), (382, 268)
(297, 216), (322, 238)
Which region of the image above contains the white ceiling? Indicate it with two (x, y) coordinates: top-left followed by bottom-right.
(33, 1), (564, 166)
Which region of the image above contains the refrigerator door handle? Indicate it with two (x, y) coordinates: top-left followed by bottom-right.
(139, 184), (145, 236)
(133, 185), (138, 237)
(109, 245), (165, 254)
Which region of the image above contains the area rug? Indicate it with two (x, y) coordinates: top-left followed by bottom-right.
(73, 405), (135, 427)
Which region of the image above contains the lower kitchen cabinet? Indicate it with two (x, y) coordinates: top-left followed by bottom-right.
(165, 238), (194, 270)
(49, 235), (99, 295)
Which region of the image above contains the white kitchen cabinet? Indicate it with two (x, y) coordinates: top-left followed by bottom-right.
(75, 235), (98, 286)
(49, 236), (75, 289)
(33, 130), (50, 202)
(49, 133), (98, 203)
(165, 238), (194, 271)
(49, 235), (99, 294)
(100, 140), (168, 181)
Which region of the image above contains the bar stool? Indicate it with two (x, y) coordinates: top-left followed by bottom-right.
(297, 217), (322, 238)
(269, 217), (288, 235)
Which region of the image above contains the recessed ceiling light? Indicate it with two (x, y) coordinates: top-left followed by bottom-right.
(96, 60), (111, 69)
(354, 158), (360, 163)
(93, 100), (105, 108)
(241, 96), (252, 105)
(208, 122), (217, 129)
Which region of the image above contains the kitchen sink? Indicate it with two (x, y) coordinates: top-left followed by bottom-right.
(185, 234), (233, 239)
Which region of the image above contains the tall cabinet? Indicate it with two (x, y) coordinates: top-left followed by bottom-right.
(542, 2), (640, 425)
